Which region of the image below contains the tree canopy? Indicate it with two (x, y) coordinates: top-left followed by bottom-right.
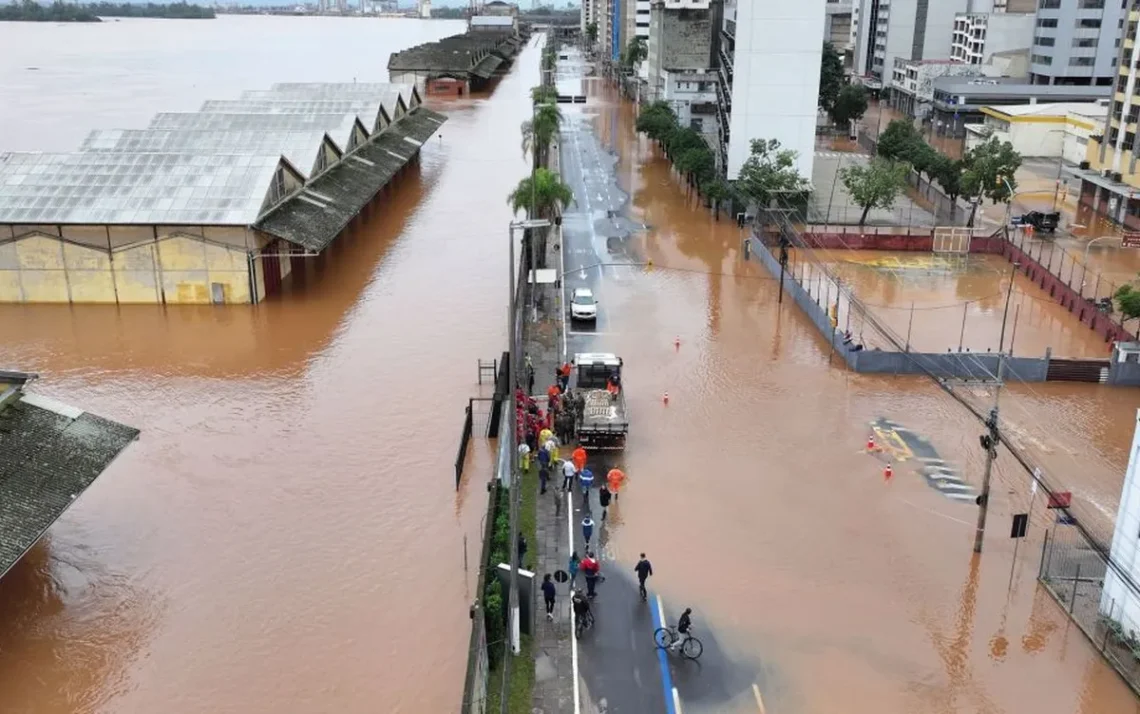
(1116, 284), (1140, 323)
(508, 168), (574, 218)
(876, 119), (923, 162)
(521, 102), (563, 163)
(829, 84), (868, 128)
(636, 101), (679, 142)
(736, 138), (809, 208)
(530, 85), (558, 105)
(586, 21), (598, 43)
(961, 137), (1021, 205)
(622, 37), (648, 69)
(818, 42), (844, 112)
(839, 158), (909, 225)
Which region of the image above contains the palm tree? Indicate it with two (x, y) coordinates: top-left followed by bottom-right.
(520, 102), (563, 168)
(508, 168), (573, 270)
(531, 85), (558, 105)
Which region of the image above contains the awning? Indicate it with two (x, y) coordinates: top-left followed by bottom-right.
(472, 54), (505, 79)
(255, 107), (446, 252)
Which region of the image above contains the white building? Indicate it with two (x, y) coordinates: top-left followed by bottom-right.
(963, 101), (1108, 161)
(717, 0), (825, 182)
(950, 10), (1034, 66)
(648, 0), (716, 130)
(850, 0), (969, 90)
(1031, 0), (1128, 87)
(889, 59), (981, 118)
(1102, 410), (1140, 638)
(825, 0), (853, 51)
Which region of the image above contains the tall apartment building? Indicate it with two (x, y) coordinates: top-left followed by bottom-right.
(716, 0), (825, 181)
(850, 0), (970, 89)
(825, 0), (854, 50)
(950, 0), (1036, 67)
(581, 0), (597, 36)
(648, 0), (717, 131)
(1030, 0), (1129, 86)
(1081, 3), (1140, 226)
(633, 0), (652, 77)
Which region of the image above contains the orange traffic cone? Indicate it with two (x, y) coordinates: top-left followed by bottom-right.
(866, 434), (876, 452)
(883, 463), (893, 481)
(663, 391), (670, 405)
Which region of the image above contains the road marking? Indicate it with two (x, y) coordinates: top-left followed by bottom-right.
(569, 489), (581, 714)
(652, 594), (677, 714)
(673, 687), (683, 714)
(568, 330), (616, 336)
(752, 683), (766, 713)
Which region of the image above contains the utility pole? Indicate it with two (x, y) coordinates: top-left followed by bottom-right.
(505, 222), (521, 657)
(777, 232), (789, 304)
(973, 352), (1003, 553)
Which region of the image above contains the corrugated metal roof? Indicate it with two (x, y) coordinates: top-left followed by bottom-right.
(148, 112), (363, 149)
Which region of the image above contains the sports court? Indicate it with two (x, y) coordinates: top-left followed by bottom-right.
(791, 228), (1114, 359)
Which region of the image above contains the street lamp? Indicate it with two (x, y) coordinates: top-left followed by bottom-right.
(504, 216), (550, 657)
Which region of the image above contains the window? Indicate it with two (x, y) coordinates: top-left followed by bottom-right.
(1036, 18), (1057, 28)
(1070, 56), (1096, 66)
(1073, 37), (1097, 47)
(1032, 53), (1054, 65)
(1035, 35), (1055, 46)
(1078, 19), (1101, 29)
(1038, 0), (1060, 7)
(1079, 0), (1104, 7)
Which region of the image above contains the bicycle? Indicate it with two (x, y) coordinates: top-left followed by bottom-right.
(654, 625), (703, 660)
(575, 609), (595, 639)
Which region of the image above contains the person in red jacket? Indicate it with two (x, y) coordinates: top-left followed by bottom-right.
(581, 551), (601, 598)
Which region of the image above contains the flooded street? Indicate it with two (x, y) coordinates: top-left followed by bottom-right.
(0, 19), (1138, 713)
(0, 16), (528, 713)
(557, 53), (1140, 712)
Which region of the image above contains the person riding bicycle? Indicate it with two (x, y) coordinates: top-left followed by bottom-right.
(670, 608), (693, 651)
(634, 553), (653, 600)
(571, 588), (593, 628)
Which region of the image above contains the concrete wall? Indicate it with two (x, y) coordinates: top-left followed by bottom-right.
(0, 225), (257, 305)
(727, 0), (825, 182)
(745, 234), (1050, 381)
(660, 6), (713, 70)
(800, 228), (1004, 253)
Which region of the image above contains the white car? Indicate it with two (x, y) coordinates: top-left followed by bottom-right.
(570, 287), (598, 321)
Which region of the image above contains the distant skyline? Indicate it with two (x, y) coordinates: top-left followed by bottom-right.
(208, 0), (579, 7)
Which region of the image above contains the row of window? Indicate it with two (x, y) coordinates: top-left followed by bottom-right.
(1034, 35), (1104, 48)
(1039, 0), (1119, 8)
(1029, 54), (1094, 66)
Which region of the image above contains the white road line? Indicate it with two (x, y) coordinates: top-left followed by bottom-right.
(753, 683), (767, 713)
(673, 687), (683, 714)
(569, 490), (581, 714)
(559, 222), (568, 361)
(568, 330), (616, 336)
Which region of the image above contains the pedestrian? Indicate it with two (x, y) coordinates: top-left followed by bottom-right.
(634, 553), (653, 601)
(542, 573), (557, 620)
(517, 441), (531, 472)
(606, 468), (625, 501)
(581, 514), (594, 546)
(539, 463), (550, 494)
(544, 436), (560, 463)
(517, 532), (528, 567)
(527, 365), (535, 396)
(537, 443), (551, 473)
(572, 446), (588, 473)
(579, 467), (594, 496)
(582, 550), (600, 598)
(525, 427), (537, 454)
(568, 551), (581, 590)
(598, 484), (611, 520)
(559, 361), (572, 391)
(561, 458), (577, 492)
(539, 427), (553, 446)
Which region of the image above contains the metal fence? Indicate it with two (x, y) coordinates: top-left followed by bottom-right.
(854, 130), (970, 227)
(1041, 524), (1140, 696)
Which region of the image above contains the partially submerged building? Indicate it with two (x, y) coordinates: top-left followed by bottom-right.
(0, 371), (138, 580)
(388, 32), (525, 96)
(0, 83), (445, 305)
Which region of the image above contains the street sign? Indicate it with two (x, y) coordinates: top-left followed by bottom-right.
(1011, 513), (1028, 539)
(1123, 232), (1140, 248)
(1047, 491), (1072, 509)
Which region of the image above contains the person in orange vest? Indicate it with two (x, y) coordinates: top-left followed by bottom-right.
(558, 361), (573, 391)
(606, 468), (625, 501)
(572, 446), (588, 474)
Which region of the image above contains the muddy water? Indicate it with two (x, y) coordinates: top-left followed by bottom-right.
(0, 18), (531, 714)
(585, 83), (1140, 712)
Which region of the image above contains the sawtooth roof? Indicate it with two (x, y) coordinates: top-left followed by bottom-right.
(387, 32), (521, 76)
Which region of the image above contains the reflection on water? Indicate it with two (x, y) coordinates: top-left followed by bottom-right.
(0, 18), (538, 714)
(583, 81), (1140, 713)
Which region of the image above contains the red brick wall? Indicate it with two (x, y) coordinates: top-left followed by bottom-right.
(426, 78), (466, 96)
(801, 232), (1004, 254)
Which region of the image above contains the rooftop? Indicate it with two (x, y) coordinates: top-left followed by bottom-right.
(387, 32), (522, 75)
(0, 371), (138, 581)
(932, 76), (1112, 99)
(197, 99), (391, 132)
(983, 101), (1109, 119)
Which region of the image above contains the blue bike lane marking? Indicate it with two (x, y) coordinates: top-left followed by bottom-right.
(651, 593), (677, 714)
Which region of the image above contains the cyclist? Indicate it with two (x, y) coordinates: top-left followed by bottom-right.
(571, 589), (593, 631)
(670, 608), (693, 651)
(634, 553), (653, 601)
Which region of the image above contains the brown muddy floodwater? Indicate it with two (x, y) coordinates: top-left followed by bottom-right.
(0, 16), (528, 714)
(580, 83), (1140, 713)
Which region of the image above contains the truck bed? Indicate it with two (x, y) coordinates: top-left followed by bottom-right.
(579, 389), (629, 431)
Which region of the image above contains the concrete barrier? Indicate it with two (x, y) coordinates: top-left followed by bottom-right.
(745, 235), (1050, 382)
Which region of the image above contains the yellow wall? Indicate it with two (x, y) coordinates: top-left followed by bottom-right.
(1086, 135), (1140, 190)
(0, 230), (253, 304)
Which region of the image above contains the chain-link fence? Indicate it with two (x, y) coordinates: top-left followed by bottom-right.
(1041, 524), (1140, 696)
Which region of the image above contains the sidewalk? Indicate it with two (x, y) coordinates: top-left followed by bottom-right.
(528, 150), (576, 714)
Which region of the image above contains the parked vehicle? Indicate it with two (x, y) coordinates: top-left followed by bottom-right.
(1012, 211), (1060, 233)
(573, 353), (628, 450)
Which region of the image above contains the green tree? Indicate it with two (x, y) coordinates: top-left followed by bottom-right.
(521, 102), (563, 167)
(933, 155), (965, 205)
(876, 119), (923, 162)
(703, 179), (732, 219)
(531, 85), (558, 105)
(675, 146), (716, 187)
(960, 137), (1021, 225)
(819, 41), (844, 112)
(839, 158), (909, 225)
(622, 36), (648, 70)
(586, 21), (598, 44)
(736, 138), (809, 208)
(829, 84), (868, 129)
(635, 101), (678, 142)
(542, 47), (557, 72)
(507, 167), (574, 218)
(1115, 284), (1140, 326)
(905, 141), (939, 189)
(664, 126), (704, 159)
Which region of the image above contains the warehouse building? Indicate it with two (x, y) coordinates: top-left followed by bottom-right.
(0, 83), (444, 305)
